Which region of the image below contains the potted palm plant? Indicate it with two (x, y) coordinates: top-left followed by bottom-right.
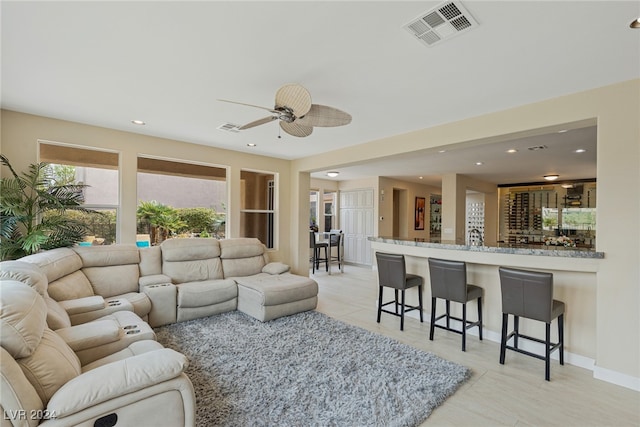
(0, 155), (99, 260)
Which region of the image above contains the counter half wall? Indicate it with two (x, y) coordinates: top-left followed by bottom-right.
(369, 236), (602, 372)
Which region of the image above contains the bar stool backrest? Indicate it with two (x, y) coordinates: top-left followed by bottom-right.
(329, 229), (343, 246)
(499, 267), (553, 323)
(375, 252), (407, 290)
(428, 258), (467, 303)
(309, 230), (317, 249)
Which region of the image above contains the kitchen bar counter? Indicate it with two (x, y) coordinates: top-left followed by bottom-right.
(368, 236), (601, 366)
(369, 236), (603, 259)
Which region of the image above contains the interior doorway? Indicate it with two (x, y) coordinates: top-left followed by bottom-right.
(393, 188), (408, 238)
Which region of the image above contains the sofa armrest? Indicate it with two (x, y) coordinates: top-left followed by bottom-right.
(139, 274), (172, 289)
(55, 320), (120, 352)
(58, 296), (105, 315)
(46, 348), (188, 418)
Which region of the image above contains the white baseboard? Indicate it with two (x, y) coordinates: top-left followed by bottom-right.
(401, 309), (640, 391)
(594, 366), (640, 392)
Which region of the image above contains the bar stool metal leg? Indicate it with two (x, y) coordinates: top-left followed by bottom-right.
(429, 297), (437, 341)
(462, 303), (467, 351)
(559, 314), (565, 365)
(400, 289), (406, 331)
(377, 286), (383, 323)
(500, 313), (508, 364)
(478, 297), (483, 341)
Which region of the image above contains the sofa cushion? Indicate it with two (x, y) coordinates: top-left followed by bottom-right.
(161, 238), (220, 262)
(20, 247), (82, 283)
(222, 256), (267, 278)
(72, 245), (140, 267)
(219, 238), (265, 259)
(83, 264), (140, 297)
(0, 281), (48, 359)
(0, 261), (49, 296)
(234, 273), (318, 306)
(17, 328), (81, 405)
(0, 346), (44, 427)
(44, 296), (72, 330)
(139, 246), (162, 276)
(176, 279), (237, 308)
(164, 258), (224, 283)
(219, 238), (268, 278)
(81, 340), (165, 372)
(48, 270), (94, 301)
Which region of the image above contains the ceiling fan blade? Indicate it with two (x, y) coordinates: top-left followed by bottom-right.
(297, 104), (352, 127)
(217, 99), (278, 114)
(275, 84), (312, 118)
(239, 116), (277, 130)
(280, 121), (313, 137)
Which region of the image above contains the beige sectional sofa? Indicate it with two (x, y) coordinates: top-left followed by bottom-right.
(0, 237), (318, 426)
(1, 280), (195, 427)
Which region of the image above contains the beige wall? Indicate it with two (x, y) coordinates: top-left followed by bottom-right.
(2, 79), (638, 384)
(0, 110), (292, 262)
(292, 79), (640, 384)
(378, 177), (440, 240)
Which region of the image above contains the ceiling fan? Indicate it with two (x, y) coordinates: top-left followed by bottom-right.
(219, 84), (352, 137)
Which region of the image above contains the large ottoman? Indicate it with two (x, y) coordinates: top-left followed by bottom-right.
(234, 273), (318, 321)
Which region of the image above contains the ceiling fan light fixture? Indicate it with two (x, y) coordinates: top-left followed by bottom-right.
(327, 171), (340, 178)
(544, 174), (559, 181)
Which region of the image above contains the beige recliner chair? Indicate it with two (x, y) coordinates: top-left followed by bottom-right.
(0, 281), (196, 427)
(0, 261), (156, 366)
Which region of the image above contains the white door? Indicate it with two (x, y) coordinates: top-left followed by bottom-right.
(340, 189), (374, 266)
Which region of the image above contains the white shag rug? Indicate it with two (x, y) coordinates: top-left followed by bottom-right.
(155, 310), (470, 427)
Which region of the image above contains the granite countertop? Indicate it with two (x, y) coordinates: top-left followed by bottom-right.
(369, 236), (604, 259)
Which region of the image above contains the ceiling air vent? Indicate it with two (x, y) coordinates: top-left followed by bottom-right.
(217, 123), (240, 133)
(402, 1), (478, 47)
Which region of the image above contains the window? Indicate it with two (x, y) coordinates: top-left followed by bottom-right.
(309, 190), (319, 231)
(137, 156), (227, 244)
(39, 142), (119, 244)
(240, 170), (276, 248)
(323, 191), (337, 232)
(561, 207), (596, 231)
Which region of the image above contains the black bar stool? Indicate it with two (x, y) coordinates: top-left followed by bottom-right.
(328, 229), (344, 272)
(498, 267), (565, 381)
(375, 252), (424, 331)
(428, 258), (483, 351)
(309, 231), (328, 273)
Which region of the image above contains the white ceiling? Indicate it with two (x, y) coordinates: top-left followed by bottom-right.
(2, 1), (639, 186)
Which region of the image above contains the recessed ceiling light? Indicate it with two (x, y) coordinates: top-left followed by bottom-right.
(247, 143), (256, 147)
(475, 162), (483, 166)
(327, 171), (339, 178)
(544, 174), (559, 181)
(574, 148), (587, 153)
(418, 176), (423, 180)
(438, 150), (447, 153)
(506, 149), (518, 153)
(630, 18), (640, 28)
(131, 119), (145, 125)
(557, 129), (568, 133)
